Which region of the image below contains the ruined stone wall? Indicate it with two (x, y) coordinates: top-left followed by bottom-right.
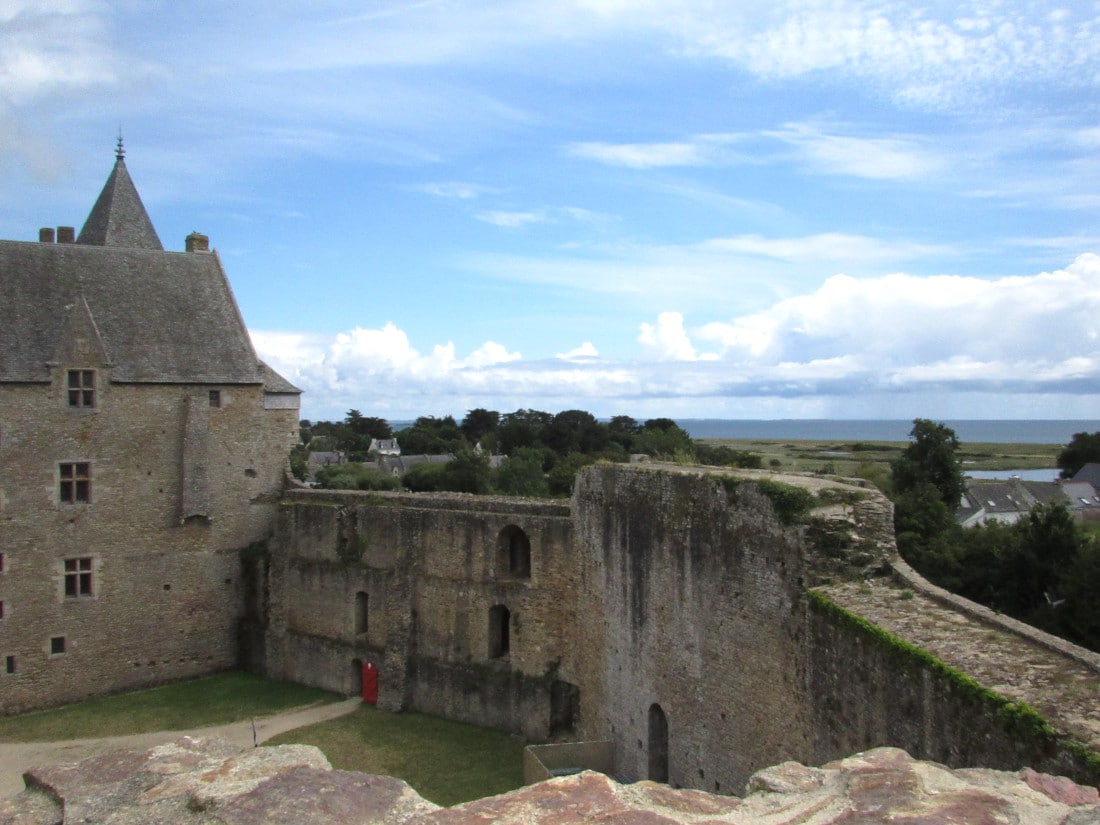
(571, 466), (814, 794)
(0, 378), (296, 714)
(263, 490), (578, 739)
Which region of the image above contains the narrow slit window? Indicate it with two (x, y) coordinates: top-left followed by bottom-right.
(67, 369), (95, 408)
(59, 463), (91, 503)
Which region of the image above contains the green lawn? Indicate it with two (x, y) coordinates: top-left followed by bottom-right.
(0, 671), (340, 742)
(265, 704), (526, 807)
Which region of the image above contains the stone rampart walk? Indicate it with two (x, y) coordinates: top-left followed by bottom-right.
(818, 575), (1100, 753)
(0, 697), (361, 800)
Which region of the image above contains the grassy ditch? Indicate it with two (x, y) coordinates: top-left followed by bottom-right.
(0, 671), (340, 742)
(264, 704), (525, 807)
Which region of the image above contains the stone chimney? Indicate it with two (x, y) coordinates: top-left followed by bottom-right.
(39, 227), (55, 243)
(185, 232), (210, 253)
(56, 226), (75, 244)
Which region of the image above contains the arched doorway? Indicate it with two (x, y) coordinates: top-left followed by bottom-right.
(648, 703), (669, 783)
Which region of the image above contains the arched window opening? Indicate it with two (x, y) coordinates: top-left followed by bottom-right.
(488, 604), (511, 658)
(355, 591), (369, 636)
(497, 525), (531, 579)
(648, 703), (669, 783)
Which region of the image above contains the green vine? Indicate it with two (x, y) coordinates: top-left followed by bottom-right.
(808, 590), (1100, 779)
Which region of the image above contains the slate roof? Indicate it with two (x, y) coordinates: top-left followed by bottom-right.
(0, 149), (300, 393)
(76, 154), (163, 250)
(1071, 463), (1100, 488)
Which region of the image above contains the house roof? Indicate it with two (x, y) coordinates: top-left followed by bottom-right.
(0, 147), (299, 392)
(1071, 463), (1100, 487)
(76, 147), (163, 250)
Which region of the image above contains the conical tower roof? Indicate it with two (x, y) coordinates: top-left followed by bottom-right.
(77, 138), (163, 250)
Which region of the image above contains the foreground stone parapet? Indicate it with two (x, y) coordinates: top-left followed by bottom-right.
(2, 740), (1097, 824)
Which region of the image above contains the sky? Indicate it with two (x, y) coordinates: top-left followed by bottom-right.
(2, 0), (1100, 423)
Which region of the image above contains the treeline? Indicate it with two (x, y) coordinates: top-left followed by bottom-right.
(892, 420), (1100, 653)
(294, 408), (762, 497)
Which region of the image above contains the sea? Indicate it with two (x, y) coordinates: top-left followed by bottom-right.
(675, 419), (1100, 445)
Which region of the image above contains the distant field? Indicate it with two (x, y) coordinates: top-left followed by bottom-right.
(0, 672), (340, 742)
(700, 438), (1060, 483)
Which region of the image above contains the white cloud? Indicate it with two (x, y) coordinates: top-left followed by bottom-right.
(766, 123), (945, 180)
(568, 140), (710, 168)
(417, 181), (497, 199)
(477, 210), (546, 228)
(638, 312), (699, 361)
(557, 342), (599, 361)
(252, 254), (1100, 420)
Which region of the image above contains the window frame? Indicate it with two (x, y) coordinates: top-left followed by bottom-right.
(66, 369), (96, 408)
(59, 462), (91, 504)
(64, 556), (94, 598)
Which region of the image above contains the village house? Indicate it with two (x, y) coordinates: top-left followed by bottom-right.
(0, 141), (300, 714)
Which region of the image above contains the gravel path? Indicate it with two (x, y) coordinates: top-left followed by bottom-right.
(0, 697), (361, 800)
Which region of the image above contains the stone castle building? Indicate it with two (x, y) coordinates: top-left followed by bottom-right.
(2, 147), (1098, 797)
(0, 143), (300, 713)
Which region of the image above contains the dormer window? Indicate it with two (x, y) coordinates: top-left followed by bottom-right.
(67, 370), (96, 408)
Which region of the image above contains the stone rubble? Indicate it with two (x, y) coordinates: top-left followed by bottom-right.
(1, 738), (1097, 825)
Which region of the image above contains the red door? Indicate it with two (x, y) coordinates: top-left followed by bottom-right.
(361, 662), (378, 704)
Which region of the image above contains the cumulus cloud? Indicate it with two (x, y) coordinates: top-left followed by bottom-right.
(638, 312), (699, 361)
(252, 255), (1100, 419)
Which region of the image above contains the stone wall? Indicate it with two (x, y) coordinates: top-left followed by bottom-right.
(571, 466), (814, 793)
(0, 378), (297, 714)
(261, 489), (577, 739)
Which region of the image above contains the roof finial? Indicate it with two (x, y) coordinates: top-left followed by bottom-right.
(115, 129), (125, 162)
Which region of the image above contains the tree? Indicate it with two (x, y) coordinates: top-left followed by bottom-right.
(460, 408), (500, 445)
(495, 448), (549, 497)
(1056, 431), (1100, 478)
(633, 419), (694, 459)
(890, 419), (965, 510)
(544, 409), (608, 456)
(441, 448), (492, 494)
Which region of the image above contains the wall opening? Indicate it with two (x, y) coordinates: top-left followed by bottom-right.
(355, 591), (369, 636)
(497, 525), (531, 579)
(351, 658), (363, 697)
(648, 703), (669, 783)
(488, 604), (511, 658)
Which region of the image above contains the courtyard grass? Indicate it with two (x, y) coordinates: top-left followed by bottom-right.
(264, 704), (526, 807)
(0, 671), (340, 742)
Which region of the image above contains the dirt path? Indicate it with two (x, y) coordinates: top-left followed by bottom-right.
(0, 697), (361, 800)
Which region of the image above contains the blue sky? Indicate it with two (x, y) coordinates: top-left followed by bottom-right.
(3, 1), (1100, 422)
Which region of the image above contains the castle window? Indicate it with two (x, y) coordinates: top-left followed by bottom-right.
(355, 591), (369, 636)
(50, 636), (66, 655)
(64, 557), (93, 598)
(209, 390), (221, 408)
(488, 604), (510, 658)
(497, 525), (531, 579)
(5, 656), (13, 674)
(0, 552), (5, 573)
(67, 369), (95, 408)
(59, 462), (91, 503)
(0, 600), (5, 619)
